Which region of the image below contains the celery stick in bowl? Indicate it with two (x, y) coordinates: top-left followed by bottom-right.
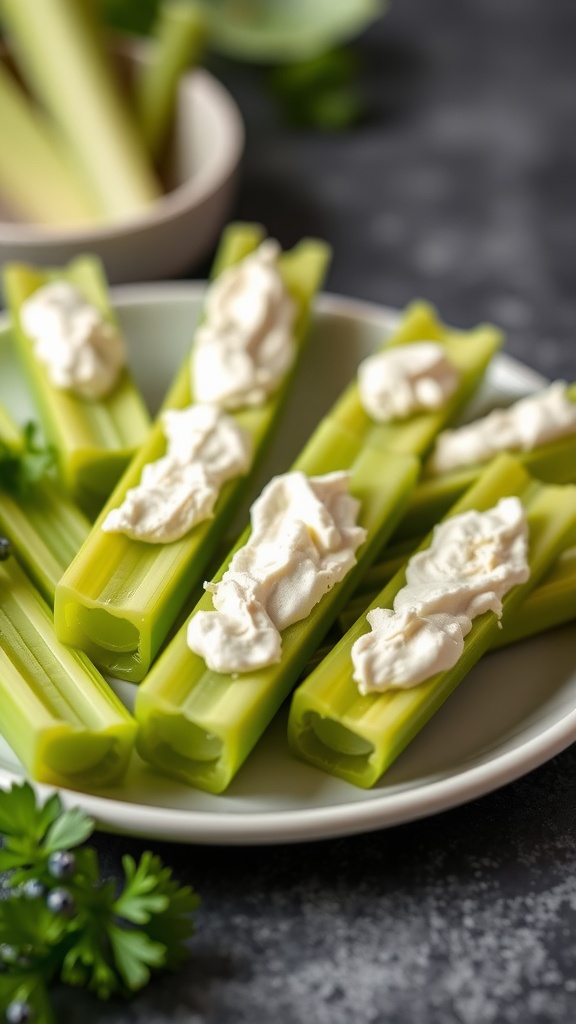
(0, 38), (244, 282)
(55, 223), (332, 683)
(4, 254), (151, 517)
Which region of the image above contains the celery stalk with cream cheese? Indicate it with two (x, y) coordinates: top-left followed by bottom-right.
(3, 255), (151, 517)
(55, 223), (332, 681)
(288, 455), (576, 789)
(391, 381), (576, 541)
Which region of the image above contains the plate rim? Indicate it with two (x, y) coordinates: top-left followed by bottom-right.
(3, 281), (573, 847)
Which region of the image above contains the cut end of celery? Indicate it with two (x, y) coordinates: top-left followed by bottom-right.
(288, 697), (381, 789)
(55, 589), (149, 682)
(33, 720), (137, 790)
(136, 698), (230, 794)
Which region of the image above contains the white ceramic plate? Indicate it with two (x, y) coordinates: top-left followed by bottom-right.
(1, 284), (575, 845)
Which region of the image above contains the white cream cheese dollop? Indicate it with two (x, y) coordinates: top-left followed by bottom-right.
(191, 239), (297, 411)
(20, 281), (126, 400)
(187, 470), (367, 674)
(357, 341), (460, 422)
(351, 497), (529, 695)
(429, 381), (576, 474)
(102, 404), (252, 544)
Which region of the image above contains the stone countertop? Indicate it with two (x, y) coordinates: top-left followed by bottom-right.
(59, 1), (576, 1021)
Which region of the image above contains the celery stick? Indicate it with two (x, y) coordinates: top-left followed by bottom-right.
(0, 0), (161, 219)
(133, 302), (503, 791)
(0, 557), (136, 789)
(55, 225), (331, 681)
(135, 447), (419, 793)
(0, 59), (99, 225)
(392, 383), (576, 541)
(0, 404), (90, 603)
(136, 0), (207, 160)
(4, 255), (151, 517)
(0, 479), (89, 607)
(288, 455), (576, 789)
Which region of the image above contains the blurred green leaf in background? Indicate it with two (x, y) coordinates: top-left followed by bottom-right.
(101, 0), (386, 129)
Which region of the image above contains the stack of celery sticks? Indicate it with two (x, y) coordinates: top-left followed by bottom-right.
(1, 221), (576, 797)
(0, 0), (205, 224)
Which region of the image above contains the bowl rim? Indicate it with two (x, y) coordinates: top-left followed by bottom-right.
(0, 37), (245, 244)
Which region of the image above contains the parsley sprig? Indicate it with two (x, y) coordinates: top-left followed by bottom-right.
(0, 783), (199, 1024)
(0, 423), (55, 496)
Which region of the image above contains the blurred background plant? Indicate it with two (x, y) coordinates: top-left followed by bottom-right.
(101, 0), (387, 129)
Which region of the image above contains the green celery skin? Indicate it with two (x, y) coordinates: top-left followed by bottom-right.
(287, 454), (576, 789)
(133, 301), (503, 792)
(4, 255), (151, 517)
(135, 446), (420, 793)
(392, 382), (576, 541)
(0, 403), (90, 603)
(0, 558), (136, 790)
(55, 225), (332, 682)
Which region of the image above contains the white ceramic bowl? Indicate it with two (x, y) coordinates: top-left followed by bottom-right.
(0, 40), (244, 283)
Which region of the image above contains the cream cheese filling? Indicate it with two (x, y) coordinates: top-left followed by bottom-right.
(351, 497), (530, 694)
(187, 470), (367, 674)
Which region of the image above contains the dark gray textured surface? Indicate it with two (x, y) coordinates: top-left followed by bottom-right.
(61, 1), (576, 1021)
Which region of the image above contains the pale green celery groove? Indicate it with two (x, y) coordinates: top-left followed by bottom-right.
(288, 454), (576, 789)
(0, 59), (99, 224)
(55, 224), (332, 682)
(0, 557), (136, 789)
(133, 302), (501, 794)
(136, 0), (207, 160)
(4, 255), (151, 517)
(0, 0), (161, 219)
(0, 403), (90, 604)
(392, 382), (576, 542)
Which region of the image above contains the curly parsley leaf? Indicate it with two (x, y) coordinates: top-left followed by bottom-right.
(0, 782), (95, 878)
(0, 422), (56, 495)
(0, 782), (199, 1014)
(43, 807), (95, 855)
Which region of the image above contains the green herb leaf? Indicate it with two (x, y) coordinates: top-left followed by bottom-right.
(42, 807), (95, 854)
(114, 852), (171, 924)
(0, 421), (55, 495)
(107, 925), (166, 991)
(0, 782), (199, 1012)
(198, 0), (386, 64)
